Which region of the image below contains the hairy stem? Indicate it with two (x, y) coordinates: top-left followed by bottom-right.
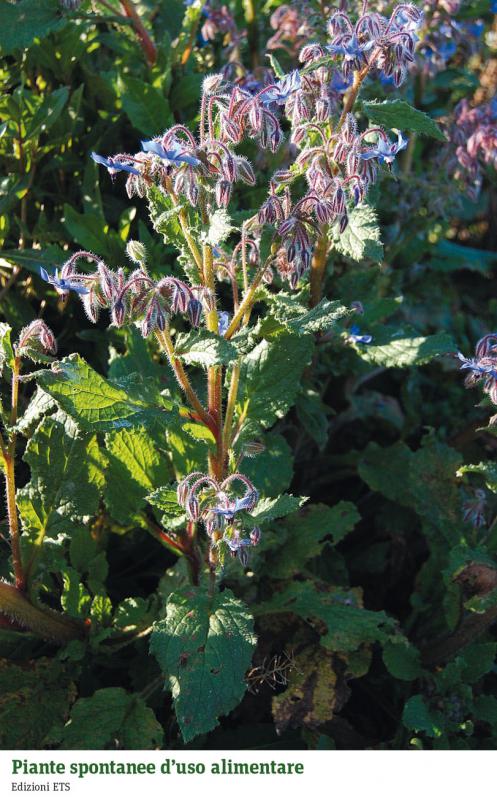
(120, 0), (157, 66)
(309, 232), (329, 308)
(155, 328), (216, 435)
(222, 360), (240, 469)
(224, 258), (270, 340)
(0, 582), (86, 643)
(202, 243), (223, 479)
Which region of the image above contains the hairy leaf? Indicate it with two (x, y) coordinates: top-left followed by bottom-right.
(234, 333), (314, 429)
(176, 329), (237, 367)
(334, 203), (383, 262)
(55, 687), (162, 749)
(363, 100), (446, 141)
(104, 427), (171, 524)
(150, 587), (256, 742)
(36, 355), (168, 432)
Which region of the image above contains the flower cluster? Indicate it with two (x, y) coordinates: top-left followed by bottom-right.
(457, 334), (497, 405)
(39, 249), (204, 338)
(445, 99), (497, 202)
(301, 3), (423, 87)
(177, 472), (261, 566)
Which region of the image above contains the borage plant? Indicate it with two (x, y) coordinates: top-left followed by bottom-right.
(1, 0), (457, 745)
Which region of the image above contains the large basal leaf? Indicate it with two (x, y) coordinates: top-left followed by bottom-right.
(36, 354), (169, 432)
(363, 99), (446, 141)
(334, 203), (383, 262)
(234, 333), (314, 430)
(55, 687), (163, 749)
(150, 586), (256, 742)
(104, 427), (172, 524)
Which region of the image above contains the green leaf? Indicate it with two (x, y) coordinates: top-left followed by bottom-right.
(25, 86), (69, 139)
(383, 640), (422, 681)
(0, 657), (75, 748)
(0, 322), (14, 375)
(36, 355), (169, 432)
(257, 581), (395, 652)
(249, 494), (306, 526)
(234, 333), (314, 430)
(273, 298), (352, 335)
(0, 0), (66, 55)
(358, 441), (413, 506)
(459, 643), (497, 683)
(104, 427), (171, 524)
(267, 53), (285, 79)
(150, 587), (256, 742)
(56, 688), (163, 749)
(14, 386), (55, 436)
(334, 203), (383, 262)
(363, 100), (447, 142)
(295, 388), (331, 450)
(270, 502), (360, 580)
(17, 416), (102, 552)
(117, 76), (173, 136)
(242, 432), (294, 496)
(171, 0), (204, 67)
(175, 330), (237, 367)
(204, 208), (235, 246)
(402, 695), (444, 738)
(358, 330), (456, 367)
(62, 205), (113, 256)
(147, 485), (183, 517)
(457, 462), (497, 492)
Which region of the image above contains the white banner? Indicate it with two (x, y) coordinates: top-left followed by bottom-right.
(0, 749), (490, 800)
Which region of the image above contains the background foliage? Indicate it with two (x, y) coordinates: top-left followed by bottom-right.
(1, 0), (497, 750)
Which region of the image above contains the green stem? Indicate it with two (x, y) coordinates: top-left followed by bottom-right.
(222, 360), (240, 469)
(224, 258), (270, 340)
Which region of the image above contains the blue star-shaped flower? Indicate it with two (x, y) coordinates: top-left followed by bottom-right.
(40, 267), (89, 296)
(328, 35), (374, 62)
(457, 353), (497, 380)
(261, 70), (301, 105)
(361, 132), (408, 165)
(141, 139), (201, 167)
(348, 325), (373, 345)
(91, 152), (141, 176)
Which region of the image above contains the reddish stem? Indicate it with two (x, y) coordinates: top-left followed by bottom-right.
(120, 0), (157, 66)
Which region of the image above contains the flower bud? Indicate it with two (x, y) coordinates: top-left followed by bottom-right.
(126, 240), (147, 265)
(16, 319), (57, 358)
